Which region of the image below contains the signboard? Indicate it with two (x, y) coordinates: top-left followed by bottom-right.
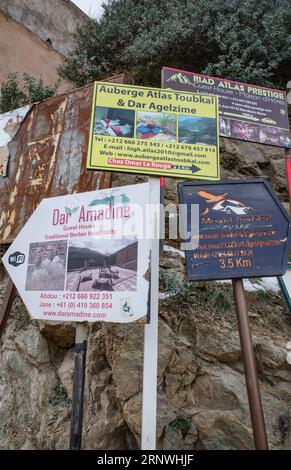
(87, 82), (220, 180)
(178, 179), (291, 280)
(279, 264), (291, 311)
(2, 183), (154, 323)
(162, 67), (291, 148)
(0, 105), (30, 177)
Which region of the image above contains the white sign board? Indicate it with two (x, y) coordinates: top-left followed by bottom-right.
(2, 183), (153, 323)
(279, 264), (291, 311)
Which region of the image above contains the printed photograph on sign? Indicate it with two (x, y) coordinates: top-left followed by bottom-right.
(136, 111), (176, 141)
(219, 118), (231, 137)
(94, 106), (135, 137)
(259, 126), (291, 147)
(66, 239), (138, 292)
(230, 121), (259, 142)
(178, 116), (217, 145)
(25, 240), (67, 291)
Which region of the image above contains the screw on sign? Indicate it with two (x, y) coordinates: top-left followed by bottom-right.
(178, 179), (291, 280)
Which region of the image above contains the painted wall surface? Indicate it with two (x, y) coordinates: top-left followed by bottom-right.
(0, 13), (66, 89)
(0, 0), (88, 56)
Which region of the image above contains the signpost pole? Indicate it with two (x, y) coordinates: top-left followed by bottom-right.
(159, 176), (165, 254)
(285, 148), (291, 214)
(141, 177), (160, 450)
(69, 323), (89, 450)
(232, 278), (269, 450)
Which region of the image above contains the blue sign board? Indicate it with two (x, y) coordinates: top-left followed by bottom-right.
(178, 179), (291, 280)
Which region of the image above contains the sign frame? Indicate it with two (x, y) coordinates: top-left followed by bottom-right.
(178, 178), (291, 281)
(2, 182), (155, 324)
(162, 66), (291, 149)
(87, 81), (220, 180)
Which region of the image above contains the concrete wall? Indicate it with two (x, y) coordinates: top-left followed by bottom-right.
(0, 13), (66, 88)
(0, 0), (88, 56)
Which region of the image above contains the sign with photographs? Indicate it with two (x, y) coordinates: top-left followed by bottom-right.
(178, 179), (291, 280)
(162, 67), (291, 149)
(87, 82), (220, 180)
(2, 183), (155, 323)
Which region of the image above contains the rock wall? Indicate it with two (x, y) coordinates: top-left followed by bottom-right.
(0, 137), (291, 450)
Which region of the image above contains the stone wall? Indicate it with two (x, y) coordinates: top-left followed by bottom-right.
(0, 137), (291, 450)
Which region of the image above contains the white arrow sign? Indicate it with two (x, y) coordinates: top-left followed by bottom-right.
(2, 183), (155, 323)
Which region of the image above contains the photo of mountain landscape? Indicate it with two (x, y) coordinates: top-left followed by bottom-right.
(178, 116), (217, 145)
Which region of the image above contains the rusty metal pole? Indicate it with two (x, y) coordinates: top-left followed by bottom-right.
(232, 278), (269, 450)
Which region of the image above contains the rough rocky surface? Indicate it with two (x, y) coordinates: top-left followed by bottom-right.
(1, 137), (291, 450)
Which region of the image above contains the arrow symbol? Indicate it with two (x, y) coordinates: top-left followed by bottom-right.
(224, 112), (260, 122)
(172, 164), (201, 172)
(191, 164), (201, 173)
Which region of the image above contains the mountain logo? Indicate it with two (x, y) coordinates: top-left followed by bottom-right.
(89, 193), (130, 207)
(167, 73), (195, 87)
(64, 206), (79, 216)
(197, 190), (253, 215)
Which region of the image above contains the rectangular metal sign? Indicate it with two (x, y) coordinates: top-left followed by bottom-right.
(162, 67), (291, 149)
(87, 82), (220, 180)
(178, 179), (291, 280)
(2, 183), (154, 323)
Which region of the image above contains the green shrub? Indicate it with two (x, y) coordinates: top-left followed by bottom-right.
(0, 73), (60, 113)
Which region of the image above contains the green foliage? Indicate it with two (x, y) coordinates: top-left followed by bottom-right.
(196, 281), (233, 313)
(160, 271), (233, 313)
(221, 155), (237, 171)
(0, 73), (60, 113)
(0, 74), (26, 113)
(159, 270), (194, 302)
(58, 0), (291, 89)
(169, 414), (192, 438)
(48, 385), (71, 408)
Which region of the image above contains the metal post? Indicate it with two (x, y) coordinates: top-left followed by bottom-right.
(159, 176), (165, 255)
(69, 323), (89, 450)
(232, 278), (269, 450)
(141, 177), (160, 450)
(285, 149), (291, 214)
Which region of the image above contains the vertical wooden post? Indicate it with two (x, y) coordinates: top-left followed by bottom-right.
(232, 278), (269, 450)
(69, 323), (89, 450)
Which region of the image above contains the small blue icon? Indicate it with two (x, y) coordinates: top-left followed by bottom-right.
(123, 301), (130, 313)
